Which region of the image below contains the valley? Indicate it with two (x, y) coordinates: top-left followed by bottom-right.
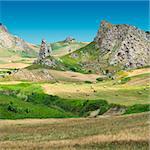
(0, 18), (149, 149)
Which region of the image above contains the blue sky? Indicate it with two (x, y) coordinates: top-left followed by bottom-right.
(0, 1), (149, 44)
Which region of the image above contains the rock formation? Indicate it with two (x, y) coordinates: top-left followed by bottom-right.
(35, 39), (60, 68)
(95, 20), (150, 69)
(64, 36), (76, 43)
(38, 39), (52, 60)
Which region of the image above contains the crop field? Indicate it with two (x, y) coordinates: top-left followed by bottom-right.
(0, 112), (149, 150)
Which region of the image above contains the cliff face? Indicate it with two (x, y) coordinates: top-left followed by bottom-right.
(95, 20), (150, 69)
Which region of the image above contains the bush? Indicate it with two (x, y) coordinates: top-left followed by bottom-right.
(80, 100), (110, 115)
(7, 102), (18, 113)
(69, 67), (77, 72)
(120, 77), (131, 84)
(96, 77), (104, 82)
(84, 81), (93, 84)
(88, 70), (92, 73)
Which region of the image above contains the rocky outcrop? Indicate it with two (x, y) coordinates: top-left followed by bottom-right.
(95, 20), (150, 69)
(35, 39), (60, 68)
(64, 36), (76, 43)
(38, 39), (52, 59)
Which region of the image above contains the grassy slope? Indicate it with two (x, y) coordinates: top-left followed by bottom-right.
(61, 42), (100, 73)
(0, 112), (149, 149)
(61, 41), (121, 74)
(42, 71), (150, 105)
(0, 80), (149, 119)
(0, 95), (75, 119)
(51, 41), (88, 57)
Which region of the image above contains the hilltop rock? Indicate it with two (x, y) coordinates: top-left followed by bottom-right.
(95, 20), (150, 69)
(64, 36), (76, 43)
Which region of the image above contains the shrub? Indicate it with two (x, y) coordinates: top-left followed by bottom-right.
(69, 67), (77, 72)
(96, 77), (104, 82)
(120, 77), (131, 84)
(84, 81), (93, 84)
(88, 70), (92, 73)
(80, 100), (110, 115)
(7, 102), (18, 113)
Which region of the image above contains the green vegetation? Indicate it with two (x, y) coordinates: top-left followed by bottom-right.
(125, 104), (150, 114)
(51, 41), (86, 52)
(0, 83), (149, 119)
(96, 77), (105, 82)
(61, 42), (99, 73)
(120, 76), (131, 84)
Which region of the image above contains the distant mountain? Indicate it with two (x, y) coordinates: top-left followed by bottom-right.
(0, 23), (38, 58)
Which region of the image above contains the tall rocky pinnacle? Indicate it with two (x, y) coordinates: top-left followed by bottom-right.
(38, 39), (52, 59)
(94, 20), (150, 69)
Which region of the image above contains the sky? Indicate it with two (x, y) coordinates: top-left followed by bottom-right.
(0, 1), (149, 44)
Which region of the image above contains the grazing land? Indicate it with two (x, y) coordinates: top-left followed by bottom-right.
(0, 112), (149, 150)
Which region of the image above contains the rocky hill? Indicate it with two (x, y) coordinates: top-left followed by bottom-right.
(95, 20), (150, 69)
(0, 23), (38, 58)
(61, 20), (150, 74)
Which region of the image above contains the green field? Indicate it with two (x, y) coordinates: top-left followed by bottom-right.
(0, 80), (149, 119)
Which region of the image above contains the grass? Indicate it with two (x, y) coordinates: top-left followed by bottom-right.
(0, 94), (75, 119)
(61, 42), (99, 74)
(0, 82), (149, 119)
(43, 82), (150, 106)
(51, 41), (87, 57)
(0, 83), (110, 119)
(0, 112), (149, 149)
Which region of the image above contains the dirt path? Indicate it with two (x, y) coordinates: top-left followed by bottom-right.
(127, 68), (150, 77)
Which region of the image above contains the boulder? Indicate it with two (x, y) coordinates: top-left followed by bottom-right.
(89, 109), (100, 118)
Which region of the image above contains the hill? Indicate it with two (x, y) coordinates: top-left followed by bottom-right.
(0, 23), (39, 59)
(50, 37), (88, 57)
(61, 20), (150, 74)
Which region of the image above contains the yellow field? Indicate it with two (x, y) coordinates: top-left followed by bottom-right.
(0, 112), (149, 150)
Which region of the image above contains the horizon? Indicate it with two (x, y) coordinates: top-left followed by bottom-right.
(0, 1), (149, 44)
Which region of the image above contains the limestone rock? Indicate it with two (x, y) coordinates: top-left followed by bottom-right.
(94, 20), (150, 69)
(38, 39), (52, 59)
(89, 109), (100, 118)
